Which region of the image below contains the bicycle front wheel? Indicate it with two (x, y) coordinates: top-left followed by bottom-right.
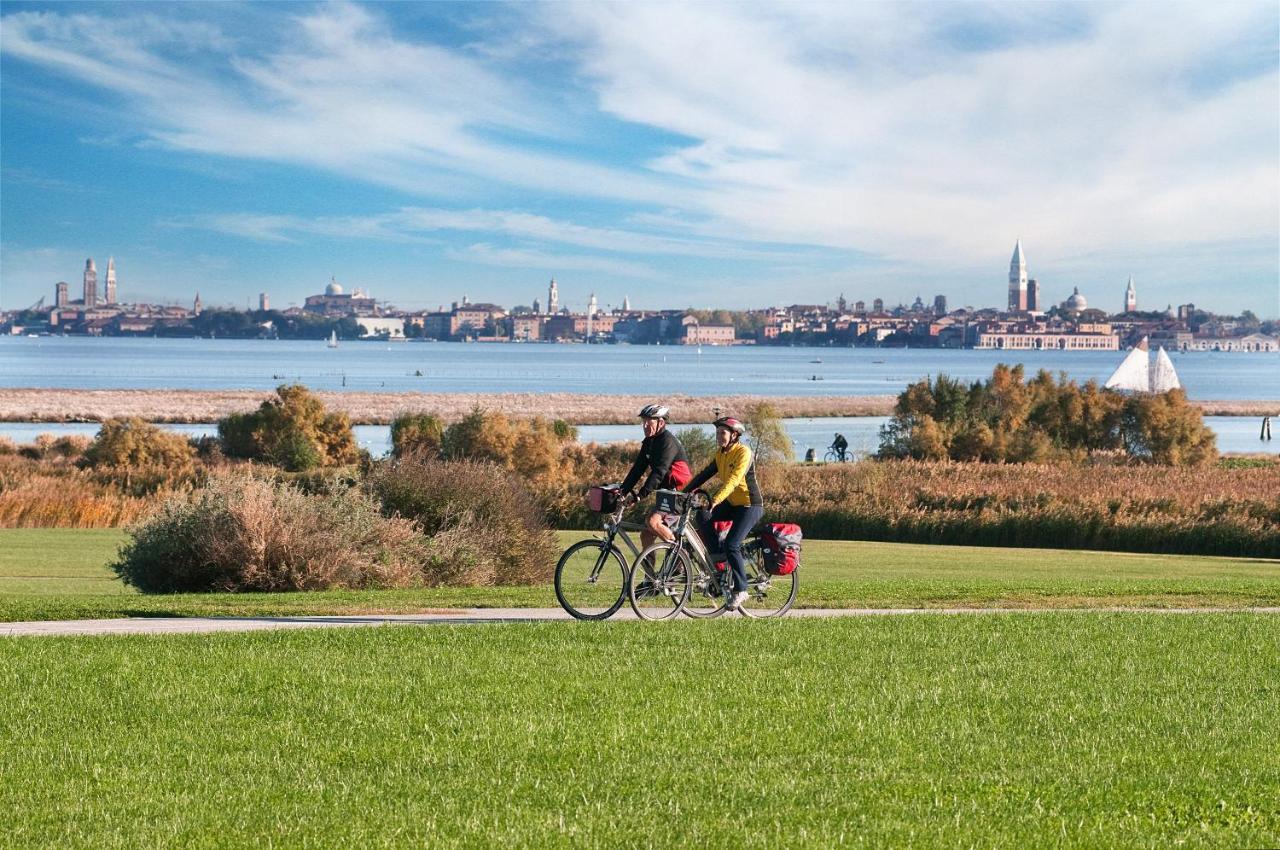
(737, 542), (798, 618)
(629, 543), (691, 621)
(822, 450), (838, 463)
(555, 539), (628, 620)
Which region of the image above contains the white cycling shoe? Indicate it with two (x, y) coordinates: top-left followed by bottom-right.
(726, 590), (749, 611)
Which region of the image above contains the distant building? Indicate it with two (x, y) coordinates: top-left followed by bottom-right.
(193, 292), (202, 316)
(1062, 287), (1088, 312)
(681, 316), (735, 346)
(259, 292), (270, 311)
(83, 258), (98, 308)
(622, 294), (631, 312)
(872, 298), (884, 313)
(854, 300), (866, 313)
(104, 257), (117, 304)
(933, 295), (947, 316)
(1124, 277), (1137, 312)
(304, 278), (377, 316)
(1008, 240), (1027, 311)
(511, 315), (542, 341)
(974, 323), (1117, 350)
(547, 278), (559, 314)
(1026, 279), (1040, 312)
(55, 281), (68, 308)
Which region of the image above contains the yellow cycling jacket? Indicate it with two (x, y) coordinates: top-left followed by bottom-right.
(685, 442), (763, 508)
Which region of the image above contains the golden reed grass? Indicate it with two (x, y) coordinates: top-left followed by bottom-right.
(0, 389), (896, 425)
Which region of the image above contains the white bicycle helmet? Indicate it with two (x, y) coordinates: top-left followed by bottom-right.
(638, 404), (670, 420)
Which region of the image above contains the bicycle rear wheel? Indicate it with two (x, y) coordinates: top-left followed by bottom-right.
(555, 539), (628, 620)
(737, 542), (798, 618)
(629, 543), (691, 621)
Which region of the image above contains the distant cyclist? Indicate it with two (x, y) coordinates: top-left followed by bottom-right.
(831, 432), (849, 462)
(684, 416), (764, 612)
(620, 404), (692, 549)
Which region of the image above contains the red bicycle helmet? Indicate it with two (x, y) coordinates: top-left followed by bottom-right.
(713, 416), (745, 435)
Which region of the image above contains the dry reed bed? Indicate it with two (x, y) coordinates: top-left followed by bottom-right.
(0, 389), (899, 425)
(758, 461), (1280, 558)
(0, 457), (164, 528)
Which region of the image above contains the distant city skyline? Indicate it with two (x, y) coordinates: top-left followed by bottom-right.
(2, 1), (1277, 316)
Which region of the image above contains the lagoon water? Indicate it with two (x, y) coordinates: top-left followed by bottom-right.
(2, 415), (1273, 457)
(2, 336), (1278, 399)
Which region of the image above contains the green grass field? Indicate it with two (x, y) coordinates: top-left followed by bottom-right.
(2, 615), (1277, 847)
(2, 528), (1278, 622)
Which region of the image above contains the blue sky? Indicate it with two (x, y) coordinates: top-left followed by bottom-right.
(1, 1), (1277, 316)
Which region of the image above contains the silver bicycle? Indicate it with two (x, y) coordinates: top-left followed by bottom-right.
(635, 490), (800, 619)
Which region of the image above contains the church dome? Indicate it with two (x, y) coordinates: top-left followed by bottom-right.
(325, 278), (344, 296)
(1065, 287), (1087, 311)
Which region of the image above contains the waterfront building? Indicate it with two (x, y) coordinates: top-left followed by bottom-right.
(55, 281), (68, 308)
(681, 315), (736, 346)
(1124, 277), (1137, 313)
(511, 315), (542, 341)
(304, 278), (377, 316)
(82, 258), (97, 308)
(1008, 241), (1027, 311)
(1185, 333), (1279, 352)
(548, 278), (559, 314)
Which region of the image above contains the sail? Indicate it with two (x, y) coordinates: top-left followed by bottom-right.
(1149, 347), (1180, 392)
(1105, 346), (1149, 392)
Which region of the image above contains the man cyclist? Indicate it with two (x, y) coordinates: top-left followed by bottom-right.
(620, 404), (692, 549)
(831, 432), (849, 462)
(684, 416), (764, 612)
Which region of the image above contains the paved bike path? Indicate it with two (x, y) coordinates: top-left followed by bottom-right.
(3, 607), (1278, 637)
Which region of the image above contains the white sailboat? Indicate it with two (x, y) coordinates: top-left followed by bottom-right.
(1104, 337), (1180, 393)
(327, 330), (338, 349)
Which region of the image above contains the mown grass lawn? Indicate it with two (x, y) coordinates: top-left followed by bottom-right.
(1, 528), (1278, 622)
(2, 615), (1277, 848)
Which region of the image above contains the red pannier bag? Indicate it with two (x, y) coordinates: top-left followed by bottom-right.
(710, 521), (733, 572)
(760, 523), (802, 575)
(585, 485), (621, 513)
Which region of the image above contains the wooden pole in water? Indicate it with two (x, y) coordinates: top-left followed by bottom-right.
(1262, 416), (1272, 441)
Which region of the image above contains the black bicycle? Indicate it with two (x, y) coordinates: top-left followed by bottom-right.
(554, 486), (649, 620)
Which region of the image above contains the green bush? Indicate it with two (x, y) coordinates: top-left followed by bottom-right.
(367, 455), (557, 585)
(390, 412), (445, 458)
(217, 384), (359, 472)
(878, 366), (1217, 466)
(440, 408), (577, 482)
(744, 401), (795, 464)
(673, 426), (716, 471)
(113, 473), (428, 593)
(82, 418), (195, 469)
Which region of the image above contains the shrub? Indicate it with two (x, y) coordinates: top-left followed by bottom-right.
(390, 412), (444, 458)
(878, 366), (1217, 466)
(217, 384), (359, 472)
(440, 408), (577, 484)
(113, 473), (429, 593)
(744, 401), (795, 464)
(78, 419), (198, 493)
(0, 437), (16, 456)
(367, 455), (557, 585)
(674, 426), (716, 471)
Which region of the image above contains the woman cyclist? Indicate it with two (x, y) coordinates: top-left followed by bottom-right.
(683, 416), (764, 611)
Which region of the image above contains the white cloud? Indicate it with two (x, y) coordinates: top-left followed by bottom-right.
(2, 1), (1276, 311)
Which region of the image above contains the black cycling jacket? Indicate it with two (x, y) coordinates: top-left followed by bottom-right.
(621, 429), (692, 498)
